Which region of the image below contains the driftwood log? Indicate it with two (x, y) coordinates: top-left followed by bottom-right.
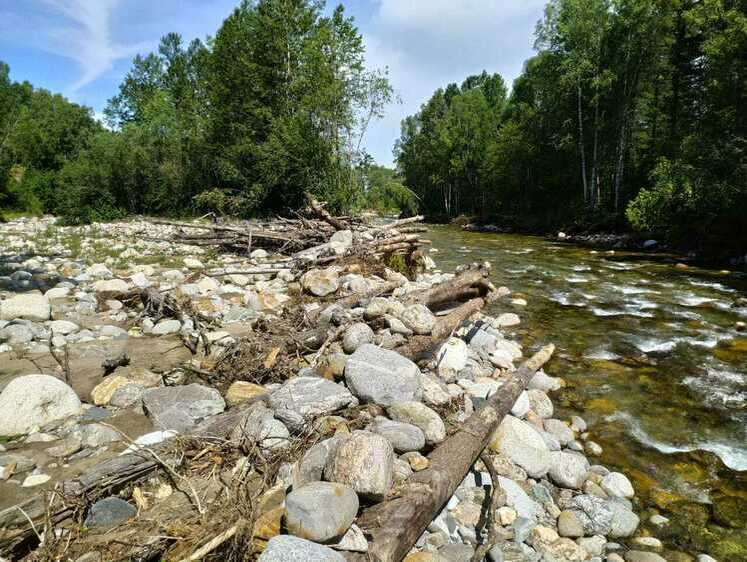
(350, 344), (555, 562)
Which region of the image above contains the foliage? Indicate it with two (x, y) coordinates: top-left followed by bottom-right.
(0, 0), (391, 223)
(361, 164), (417, 215)
(396, 0), (747, 254)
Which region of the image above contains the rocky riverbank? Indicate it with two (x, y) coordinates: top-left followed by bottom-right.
(0, 216), (718, 561)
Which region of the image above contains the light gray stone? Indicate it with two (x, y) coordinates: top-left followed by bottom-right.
(286, 481), (359, 542)
(152, 319), (182, 335)
(498, 476), (542, 521)
(84, 497), (136, 528)
(230, 402), (290, 452)
(399, 304), (436, 335)
(567, 494), (614, 536)
(0, 293), (50, 321)
(601, 472), (635, 499)
(143, 384), (225, 432)
(302, 267), (340, 296)
(259, 535), (346, 562)
(548, 451), (590, 489)
(543, 419), (575, 446)
(368, 416), (425, 452)
(342, 322), (374, 354)
(607, 500), (639, 538)
(270, 377), (357, 429)
(0, 323), (34, 345)
(48, 320), (79, 335)
(0, 374), (81, 436)
(387, 401), (445, 445)
(436, 337), (469, 381)
(557, 510), (584, 538)
(344, 344), (422, 407)
(526, 389), (553, 418)
(325, 430), (394, 501)
(489, 415), (550, 478)
(293, 434), (350, 489)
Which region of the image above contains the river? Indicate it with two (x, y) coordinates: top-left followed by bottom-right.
(427, 225), (747, 559)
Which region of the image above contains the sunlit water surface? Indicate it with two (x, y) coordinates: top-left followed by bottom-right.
(427, 226), (747, 559)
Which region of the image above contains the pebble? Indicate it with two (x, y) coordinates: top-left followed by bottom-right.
(22, 474), (51, 487)
(387, 402), (446, 445)
(84, 497), (137, 528)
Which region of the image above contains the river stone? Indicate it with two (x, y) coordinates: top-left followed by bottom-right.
(0, 293), (50, 321)
(528, 370), (563, 392)
(143, 384), (225, 432)
(557, 510), (584, 538)
(48, 320), (79, 335)
(270, 377), (357, 428)
(543, 419), (575, 446)
(607, 499), (639, 538)
(548, 451), (590, 489)
(364, 297), (390, 319)
(342, 322), (374, 353)
(259, 535), (346, 561)
(230, 402), (290, 452)
(293, 434), (350, 488)
(0, 323), (34, 345)
(92, 279), (129, 294)
(84, 497), (137, 528)
(436, 337), (469, 381)
(526, 389), (553, 418)
(387, 402), (446, 445)
(344, 344), (422, 407)
(399, 303), (436, 335)
(152, 319), (181, 335)
(420, 373), (452, 406)
(0, 374), (81, 436)
(567, 494), (614, 536)
(91, 376), (130, 406)
(497, 476), (542, 521)
(368, 416), (425, 452)
(489, 415), (551, 478)
(601, 472), (635, 498)
(75, 423), (121, 447)
(286, 481), (359, 542)
(511, 391), (531, 418)
(301, 267), (340, 297)
(325, 430), (394, 501)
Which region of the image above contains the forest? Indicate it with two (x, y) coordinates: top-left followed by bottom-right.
(397, 0), (747, 253)
(1, 0), (746, 254)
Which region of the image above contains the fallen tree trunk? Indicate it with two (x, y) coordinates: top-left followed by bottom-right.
(351, 344), (555, 562)
(404, 263), (491, 307)
(306, 193), (348, 231)
(0, 397), (267, 551)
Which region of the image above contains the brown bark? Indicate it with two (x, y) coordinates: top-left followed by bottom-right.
(352, 344), (555, 562)
(404, 264), (491, 307)
(305, 193), (348, 231)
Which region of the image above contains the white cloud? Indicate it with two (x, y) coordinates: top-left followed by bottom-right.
(40, 0), (151, 92)
(361, 0), (547, 164)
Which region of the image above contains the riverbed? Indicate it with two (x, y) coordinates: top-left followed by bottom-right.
(428, 226), (747, 559)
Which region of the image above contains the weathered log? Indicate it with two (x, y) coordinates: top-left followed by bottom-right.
(404, 263), (491, 307)
(352, 344), (555, 562)
(146, 218), (294, 243)
(0, 397), (267, 550)
(306, 193), (348, 231)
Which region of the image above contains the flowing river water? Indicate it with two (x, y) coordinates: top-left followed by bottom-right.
(426, 226), (747, 559)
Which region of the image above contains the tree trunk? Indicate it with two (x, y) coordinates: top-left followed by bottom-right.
(577, 81), (589, 204)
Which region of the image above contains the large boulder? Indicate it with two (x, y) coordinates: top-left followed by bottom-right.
(301, 267), (340, 297)
(387, 402), (446, 445)
(344, 344), (422, 407)
(0, 375), (81, 436)
(325, 430), (394, 501)
(269, 377), (357, 429)
(143, 384), (225, 432)
(368, 416), (425, 453)
(489, 415), (551, 478)
(547, 451), (589, 489)
(259, 535), (346, 562)
(285, 481), (359, 542)
(0, 293), (50, 321)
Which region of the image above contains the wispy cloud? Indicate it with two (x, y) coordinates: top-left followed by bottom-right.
(42, 0), (152, 91)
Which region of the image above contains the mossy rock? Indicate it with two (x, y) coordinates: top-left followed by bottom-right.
(711, 492), (747, 529)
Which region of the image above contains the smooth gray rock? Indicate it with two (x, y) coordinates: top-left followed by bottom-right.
(399, 304), (436, 335)
(0, 374), (81, 436)
(84, 497), (136, 528)
(368, 416), (425, 453)
(258, 535), (346, 561)
(543, 419), (575, 446)
(344, 344), (422, 407)
(230, 402), (289, 452)
(325, 430), (394, 501)
(489, 415), (550, 478)
(75, 423), (121, 447)
(498, 476), (542, 521)
(607, 499), (639, 538)
(548, 450), (589, 489)
(270, 377), (357, 429)
(109, 384), (145, 408)
(387, 401), (445, 445)
(601, 472), (635, 498)
(293, 434), (350, 489)
(438, 543), (475, 562)
(286, 481), (359, 542)
(342, 322), (374, 354)
(301, 268), (340, 297)
(143, 384), (225, 432)
(0, 292), (50, 321)
(0, 323), (34, 345)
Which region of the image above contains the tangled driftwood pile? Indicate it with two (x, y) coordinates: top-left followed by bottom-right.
(150, 195), (429, 271)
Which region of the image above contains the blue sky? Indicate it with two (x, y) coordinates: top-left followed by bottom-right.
(0, 0), (546, 165)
